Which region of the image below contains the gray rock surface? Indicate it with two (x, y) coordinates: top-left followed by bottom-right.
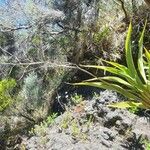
(20, 90), (150, 150)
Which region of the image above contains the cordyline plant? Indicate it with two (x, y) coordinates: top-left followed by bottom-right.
(74, 21), (150, 109)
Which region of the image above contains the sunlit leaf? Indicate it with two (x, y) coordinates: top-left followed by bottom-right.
(108, 101), (145, 109)
(138, 20), (147, 83)
(125, 22), (136, 77)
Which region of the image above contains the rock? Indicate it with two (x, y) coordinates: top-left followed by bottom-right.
(19, 90), (150, 150)
(132, 117), (150, 140)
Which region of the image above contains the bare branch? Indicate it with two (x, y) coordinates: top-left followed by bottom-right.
(0, 61), (77, 68)
(0, 25), (33, 32)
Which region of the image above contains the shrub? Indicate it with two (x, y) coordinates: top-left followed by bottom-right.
(29, 113), (57, 136)
(21, 72), (42, 108)
(74, 21), (150, 109)
(0, 79), (16, 112)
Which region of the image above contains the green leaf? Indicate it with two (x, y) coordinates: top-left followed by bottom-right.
(108, 101), (145, 109)
(125, 23), (145, 88)
(145, 48), (150, 82)
(125, 22), (136, 77)
(80, 65), (130, 79)
(80, 64), (145, 91)
(101, 59), (128, 72)
(138, 20), (147, 83)
(73, 81), (139, 100)
(145, 48), (150, 61)
(100, 76), (133, 88)
(83, 76), (133, 89)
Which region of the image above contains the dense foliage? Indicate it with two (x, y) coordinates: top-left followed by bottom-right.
(0, 0), (150, 149)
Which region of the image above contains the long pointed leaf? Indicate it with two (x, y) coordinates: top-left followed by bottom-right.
(144, 48), (150, 92)
(125, 22), (136, 77)
(83, 76), (134, 89)
(138, 20), (147, 83)
(73, 81), (139, 100)
(80, 65), (130, 78)
(80, 65), (145, 91)
(100, 76), (133, 88)
(145, 48), (150, 82)
(125, 23), (145, 88)
(101, 59), (128, 72)
(108, 101), (145, 109)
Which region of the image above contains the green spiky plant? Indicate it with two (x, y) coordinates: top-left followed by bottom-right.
(74, 21), (150, 109)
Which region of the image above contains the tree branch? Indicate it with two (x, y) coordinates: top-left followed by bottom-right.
(0, 61), (77, 68)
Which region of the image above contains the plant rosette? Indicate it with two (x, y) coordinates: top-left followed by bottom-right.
(74, 21), (150, 109)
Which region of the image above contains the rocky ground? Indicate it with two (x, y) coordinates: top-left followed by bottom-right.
(17, 90), (150, 150)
